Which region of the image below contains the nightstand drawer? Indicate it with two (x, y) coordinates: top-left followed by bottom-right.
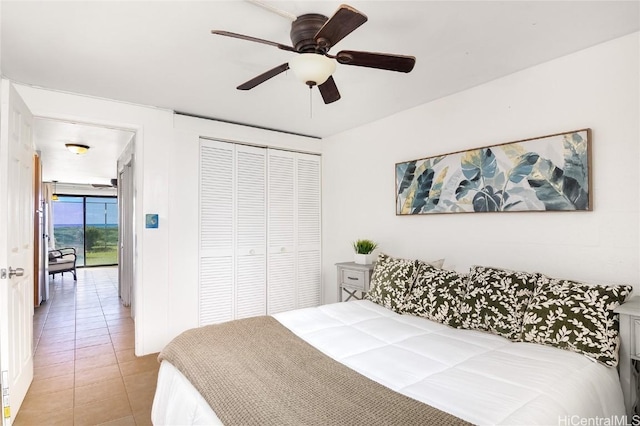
(336, 262), (375, 302)
(341, 269), (366, 290)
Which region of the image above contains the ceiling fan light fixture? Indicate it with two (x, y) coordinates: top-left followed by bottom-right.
(65, 143), (90, 155)
(289, 53), (336, 86)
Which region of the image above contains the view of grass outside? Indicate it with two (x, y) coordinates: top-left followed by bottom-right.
(53, 196), (118, 267)
(86, 197), (118, 266)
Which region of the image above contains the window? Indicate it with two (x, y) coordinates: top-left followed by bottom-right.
(52, 196), (118, 267)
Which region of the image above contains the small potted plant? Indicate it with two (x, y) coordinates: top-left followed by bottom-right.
(352, 239), (378, 265)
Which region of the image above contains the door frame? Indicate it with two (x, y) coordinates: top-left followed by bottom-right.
(117, 144), (135, 316)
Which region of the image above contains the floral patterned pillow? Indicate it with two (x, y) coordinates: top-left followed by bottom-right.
(459, 265), (538, 340)
(521, 277), (632, 367)
(365, 253), (423, 312)
(403, 264), (467, 327)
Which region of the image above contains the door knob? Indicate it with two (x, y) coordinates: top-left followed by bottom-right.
(9, 267), (24, 278)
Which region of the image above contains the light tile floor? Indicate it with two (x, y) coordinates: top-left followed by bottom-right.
(14, 267), (160, 426)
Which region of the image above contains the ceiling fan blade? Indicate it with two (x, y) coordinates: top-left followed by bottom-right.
(314, 5), (368, 50)
(237, 63), (290, 90)
(335, 50), (416, 73)
(211, 30), (296, 52)
(318, 76), (341, 104)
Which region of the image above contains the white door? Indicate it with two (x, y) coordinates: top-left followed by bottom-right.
(267, 150), (322, 314)
(0, 80), (35, 424)
(199, 140), (235, 325)
(199, 140), (268, 324)
(267, 150), (296, 314)
(235, 145), (266, 319)
(295, 153), (321, 308)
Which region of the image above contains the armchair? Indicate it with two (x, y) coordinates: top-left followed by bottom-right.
(48, 247), (77, 281)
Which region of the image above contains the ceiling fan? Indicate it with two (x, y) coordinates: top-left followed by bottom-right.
(212, 4), (416, 104)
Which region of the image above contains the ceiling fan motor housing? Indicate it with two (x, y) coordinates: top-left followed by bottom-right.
(290, 14), (328, 53)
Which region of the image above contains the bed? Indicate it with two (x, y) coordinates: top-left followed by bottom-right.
(152, 257), (631, 425)
(152, 300), (625, 425)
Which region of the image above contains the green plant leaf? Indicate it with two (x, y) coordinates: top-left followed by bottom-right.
(472, 186), (502, 212)
(461, 148), (497, 181)
(352, 239), (378, 254)
(455, 179), (478, 200)
(440, 199), (467, 212)
(508, 153), (540, 183)
(429, 166), (448, 200)
(562, 132), (588, 191)
(505, 187), (545, 210)
(423, 166), (448, 212)
(400, 185), (417, 214)
(396, 161), (417, 196)
(503, 200), (523, 210)
(527, 158), (589, 210)
(411, 168), (435, 214)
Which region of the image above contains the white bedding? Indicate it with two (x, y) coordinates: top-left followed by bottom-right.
(152, 300), (625, 425)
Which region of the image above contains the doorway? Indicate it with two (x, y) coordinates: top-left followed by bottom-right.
(33, 117), (137, 366)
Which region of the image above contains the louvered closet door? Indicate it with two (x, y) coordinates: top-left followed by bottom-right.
(199, 140), (235, 325)
(296, 153), (321, 308)
(267, 150), (296, 314)
(235, 145), (267, 319)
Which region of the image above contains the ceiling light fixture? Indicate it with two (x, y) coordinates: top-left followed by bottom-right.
(65, 143), (90, 155)
(288, 53), (336, 87)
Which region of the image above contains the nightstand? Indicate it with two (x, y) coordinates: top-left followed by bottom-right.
(336, 262), (375, 302)
(614, 295), (640, 420)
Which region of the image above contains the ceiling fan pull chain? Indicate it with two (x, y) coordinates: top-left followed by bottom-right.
(309, 86), (313, 119)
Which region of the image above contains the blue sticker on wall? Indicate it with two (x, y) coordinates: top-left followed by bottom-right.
(145, 214), (159, 229)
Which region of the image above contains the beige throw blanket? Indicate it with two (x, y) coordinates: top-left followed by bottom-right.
(159, 316), (471, 426)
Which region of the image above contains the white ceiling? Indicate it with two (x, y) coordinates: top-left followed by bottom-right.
(34, 119), (134, 186)
(2, 1), (639, 184)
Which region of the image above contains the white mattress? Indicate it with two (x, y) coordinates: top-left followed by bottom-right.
(152, 300), (625, 425)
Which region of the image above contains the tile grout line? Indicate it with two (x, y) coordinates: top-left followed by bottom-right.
(16, 267), (154, 425)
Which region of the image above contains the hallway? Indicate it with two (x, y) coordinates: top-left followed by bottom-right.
(15, 267), (159, 425)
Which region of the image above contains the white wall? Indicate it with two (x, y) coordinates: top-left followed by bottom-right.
(322, 32), (640, 302)
(13, 31), (638, 352)
(16, 85), (322, 355)
(10, 86), (321, 354)
(15, 86), (174, 355)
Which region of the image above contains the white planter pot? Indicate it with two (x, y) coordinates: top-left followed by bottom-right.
(354, 253), (374, 265)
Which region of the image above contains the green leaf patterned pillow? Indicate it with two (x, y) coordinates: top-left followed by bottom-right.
(365, 253), (420, 312)
(521, 277), (632, 367)
(459, 265), (538, 340)
(403, 264), (467, 327)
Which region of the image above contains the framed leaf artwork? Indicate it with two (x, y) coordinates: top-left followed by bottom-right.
(395, 129), (591, 215)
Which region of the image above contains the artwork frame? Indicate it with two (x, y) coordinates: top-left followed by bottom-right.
(395, 129), (591, 215)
